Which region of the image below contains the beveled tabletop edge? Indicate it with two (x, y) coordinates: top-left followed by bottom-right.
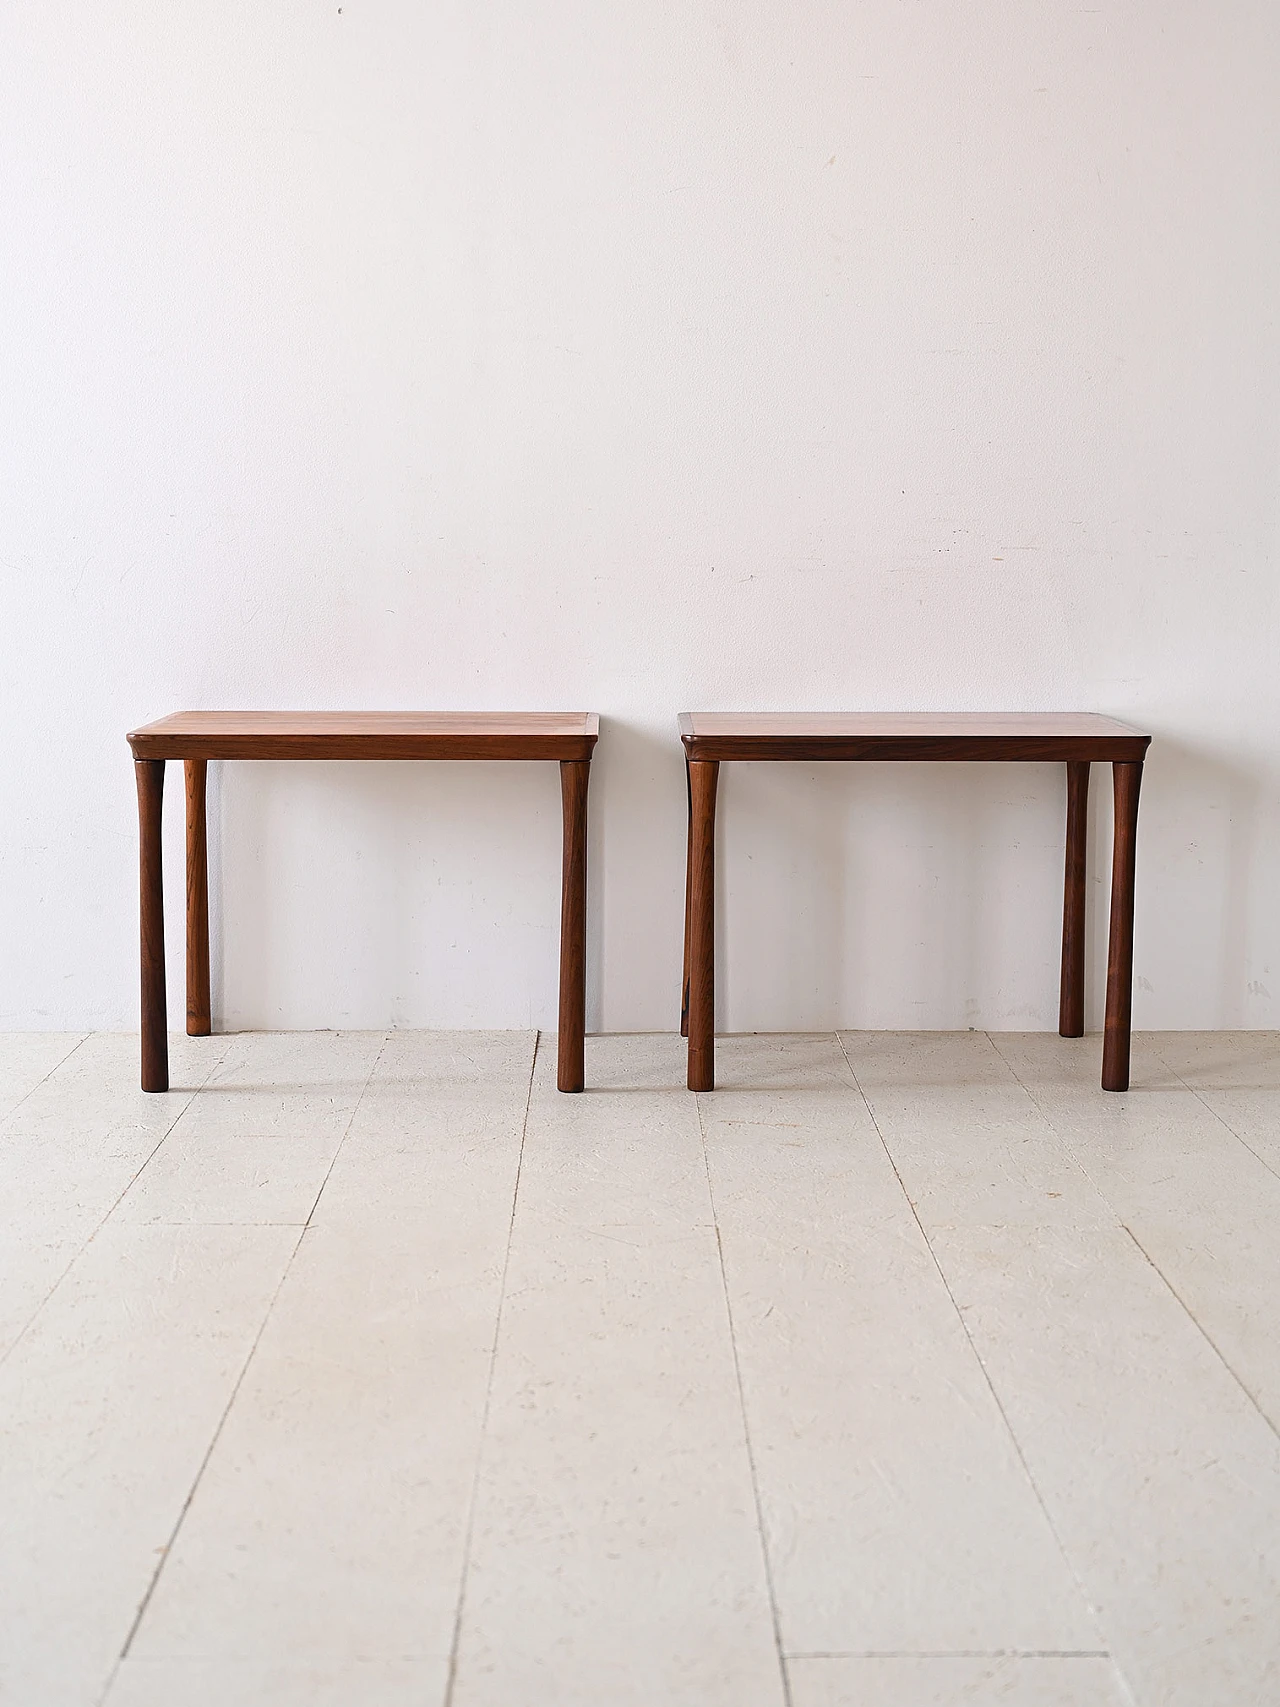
(127, 711), (599, 760)
(129, 710), (599, 738)
(677, 712), (1151, 762)
(678, 711), (1151, 738)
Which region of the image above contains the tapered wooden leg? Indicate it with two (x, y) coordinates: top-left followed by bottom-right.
(1102, 761), (1143, 1092)
(135, 759), (168, 1092)
(681, 758), (692, 1038)
(687, 760), (719, 1092)
(557, 760), (590, 1092)
(1059, 760), (1090, 1038)
(185, 759), (211, 1036)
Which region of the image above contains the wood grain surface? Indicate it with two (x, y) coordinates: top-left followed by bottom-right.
(128, 712), (599, 762)
(679, 712), (1150, 762)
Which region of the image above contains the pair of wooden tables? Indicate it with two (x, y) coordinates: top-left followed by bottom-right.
(127, 710), (1149, 1097)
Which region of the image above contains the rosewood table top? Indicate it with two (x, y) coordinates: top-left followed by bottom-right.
(127, 711), (600, 763)
(678, 712), (1150, 763)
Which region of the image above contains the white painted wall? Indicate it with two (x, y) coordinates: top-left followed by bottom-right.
(3, 2), (1278, 1035)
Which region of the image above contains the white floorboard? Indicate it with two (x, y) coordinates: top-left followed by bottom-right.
(0, 1219), (296, 1706)
(106, 1657), (447, 1707)
(931, 1219), (1280, 1707)
(996, 1030), (1280, 1435)
(450, 1035), (783, 1707)
(702, 1035), (1097, 1657)
(786, 1654), (1130, 1706)
(0, 1032), (232, 1357)
(0, 1032), (88, 1123)
(124, 1031), (533, 1680)
(0, 1027), (1277, 1707)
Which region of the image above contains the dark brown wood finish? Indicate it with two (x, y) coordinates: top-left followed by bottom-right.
(679, 713), (1151, 1094)
(686, 760), (720, 1092)
(128, 713), (599, 1094)
(1059, 760), (1090, 1038)
(135, 759), (168, 1093)
(128, 711), (598, 763)
(1102, 761), (1144, 1092)
(680, 758), (692, 1039)
(557, 760), (591, 1093)
(185, 759), (211, 1037)
(678, 711), (1149, 764)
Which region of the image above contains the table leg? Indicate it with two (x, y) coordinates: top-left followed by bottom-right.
(557, 759), (590, 1092)
(185, 759), (211, 1036)
(681, 757), (692, 1038)
(135, 758), (169, 1092)
(687, 759), (719, 1092)
(1102, 760), (1143, 1091)
(1059, 760), (1090, 1037)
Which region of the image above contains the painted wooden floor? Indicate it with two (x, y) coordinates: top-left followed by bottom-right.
(2, 1028), (1279, 1706)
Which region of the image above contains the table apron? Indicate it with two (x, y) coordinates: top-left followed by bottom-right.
(680, 737), (1151, 763)
(127, 737), (598, 762)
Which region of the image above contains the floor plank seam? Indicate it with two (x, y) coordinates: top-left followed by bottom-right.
(834, 1031), (1118, 1689)
(982, 1030), (1141, 1239)
(122, 1218), (312, 1228)
(987, 1033), (1280, 1449)
(294, 1030), (392, 1234)
(786, 1648), (1113, 1660)
(983, 1031), (1139, 1227)
(103, 1031), (393, 1702)
(442, 1028), (540, 1707)
(102, 1225), (309, 1702)
(1120, 1223), (1280, 1448)
(982, 1031), (1116, 1194)
(980, 1031), (1146, 1237)
(694, 1077), (795, 1707)
(1154, 1047), (1280, 1189)
(953, 1034), (1164, 1707)
(0, 1035), (233, 1375)
(0, 1031), (90, 1127)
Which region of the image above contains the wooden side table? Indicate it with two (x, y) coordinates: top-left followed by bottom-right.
(125, 712), (599, 1095)
(679, 713), (1152, 1093)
